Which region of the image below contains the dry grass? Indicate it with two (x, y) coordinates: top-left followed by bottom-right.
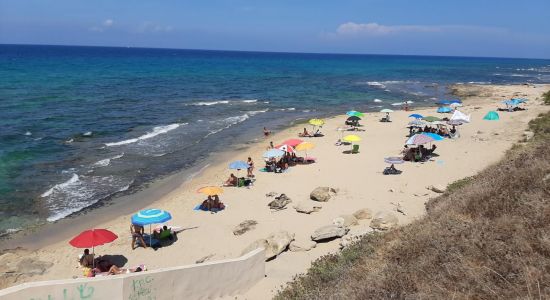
(275, 112), (550, 300)
(543, 90), (550, 105)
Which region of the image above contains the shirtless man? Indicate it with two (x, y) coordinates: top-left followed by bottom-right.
(131, 224), (147, 250)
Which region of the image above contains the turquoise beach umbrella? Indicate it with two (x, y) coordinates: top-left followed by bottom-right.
(483, 111), (499, 121)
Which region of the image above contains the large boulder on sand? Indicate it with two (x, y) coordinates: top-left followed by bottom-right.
(293, 201), (322, 214)
(233, 220), (258, 236)
(427, 185), (446, 193)
(353, 208), (373, 220)
(370, 212), (399, 230)
(310, 187), (337, 202)
(311, 225), (349, 241)
(289, 239), (317, 252)
(268, 194), (292, 210)
(332, 214), (359, 227)
(242, 231), (295, 260)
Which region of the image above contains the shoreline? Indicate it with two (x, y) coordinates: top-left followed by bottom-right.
(1, 84), (548, 296)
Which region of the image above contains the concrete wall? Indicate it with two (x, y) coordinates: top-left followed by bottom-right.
(0, 248), (265, 300)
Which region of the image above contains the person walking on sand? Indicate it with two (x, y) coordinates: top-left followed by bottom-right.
(247, 157), (255, 177)
(131, 223), (147, 250)
(266, 141), (274, 150)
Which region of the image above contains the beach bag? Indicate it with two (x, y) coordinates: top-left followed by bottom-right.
(238, 178), (245, 187)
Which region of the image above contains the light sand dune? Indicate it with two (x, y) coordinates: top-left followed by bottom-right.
(1, 84), (549, 298)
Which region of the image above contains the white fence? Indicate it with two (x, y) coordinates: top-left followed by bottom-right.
(0, 248), (265, 300)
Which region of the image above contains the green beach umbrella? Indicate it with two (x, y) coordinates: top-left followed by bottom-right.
(346, 111), (364, 118)
(422, 116), (442, 122)
(483, 111), (500, 121)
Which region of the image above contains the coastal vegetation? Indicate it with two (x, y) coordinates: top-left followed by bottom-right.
(543, 90), (550, 105)
(275, 111), (550, 299)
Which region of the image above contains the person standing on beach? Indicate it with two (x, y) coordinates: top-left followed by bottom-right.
(247, 157), (255, 177)
(267, 141), (274, 150)
(263, 127), (271, 137)
(131, 223), (147, 250)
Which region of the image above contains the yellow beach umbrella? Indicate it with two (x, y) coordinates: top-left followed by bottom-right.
(295, 142), (315, 151)
(197, 186), (223, 196)
(343, 135), (361, 143)
(308, 119), (325, 126)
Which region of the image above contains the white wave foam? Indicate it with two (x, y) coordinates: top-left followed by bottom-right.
(192, 100), (230, 106)
(367, 81), (386, 88)
(241, 99), (258, 103)
(373, 99), (383, 103)
(248, 109), (268, 116)
(105, 123), (186, 147)
(24, 131), (32, 136)
(41, 174), (79, 198)
(93, 153), (124, 167)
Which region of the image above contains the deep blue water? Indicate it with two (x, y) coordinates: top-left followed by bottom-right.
(1, 44), (549, 235)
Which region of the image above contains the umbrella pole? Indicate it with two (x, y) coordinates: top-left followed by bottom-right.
(92, 245), (95, 270)
(150, 225), (152, 248)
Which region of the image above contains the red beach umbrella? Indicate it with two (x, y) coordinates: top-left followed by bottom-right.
(281, 139), (303, 147)
(70, 229), (118, 248)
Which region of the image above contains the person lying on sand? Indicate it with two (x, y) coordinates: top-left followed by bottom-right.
(108, 265), (145, 275)
(224, 173), (238, 186)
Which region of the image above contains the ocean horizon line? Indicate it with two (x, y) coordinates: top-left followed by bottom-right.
(2, 43), (550, 61)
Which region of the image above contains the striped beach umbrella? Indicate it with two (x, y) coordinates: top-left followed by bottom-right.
(405, 134), (436, 145)
(131, 209), (172, 226)
(263, 148), (285, 158)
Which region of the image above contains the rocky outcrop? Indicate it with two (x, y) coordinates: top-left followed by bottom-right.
(293, 201), (322, 214)
(427, 185), (446, 193)
(268, 194), (292, 210)
(310, 187), (338, 202)
(289, 239), (317, 252)
(233, 220), (258, 236)
(311, 225), (348, 241)
(332, 214), (359, 227)
(340, 226), (374, 249)
(353, 208), (373, 220)
(370, 212), (399, 230)
(241, 231), (295, 260)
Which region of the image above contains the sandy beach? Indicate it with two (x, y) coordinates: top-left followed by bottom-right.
(1, 84), (549, 298)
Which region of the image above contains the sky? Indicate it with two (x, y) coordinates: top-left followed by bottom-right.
(1, 0), (550, 58)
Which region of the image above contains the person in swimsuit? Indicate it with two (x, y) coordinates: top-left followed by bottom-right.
(247, 157), (254, 177)
(131, 224), (147, 250)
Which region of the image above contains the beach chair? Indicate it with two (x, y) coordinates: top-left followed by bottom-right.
(351, 144), (360, 154)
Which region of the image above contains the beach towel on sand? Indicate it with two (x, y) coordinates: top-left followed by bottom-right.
(193, 204), (227, 212)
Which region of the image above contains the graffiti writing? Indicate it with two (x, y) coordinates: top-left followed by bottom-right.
(29, 283), (95, 300)
(128, 276), (155, 300)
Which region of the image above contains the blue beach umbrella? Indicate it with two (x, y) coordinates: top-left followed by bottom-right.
(437, 107), (452, 113)
(511, 98), (527, 103)
(422, 132), (444, 141)
(263, 148), (285, 159)
(132, 208), (172, 226)
(409, 114), (424, 119)
(228, 160), (249, 170)
(132, 208), (172, 246)
(437, 100), (452, 105)
(449, 99), (462, 104)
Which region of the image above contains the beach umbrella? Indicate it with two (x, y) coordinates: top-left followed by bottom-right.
(422, 132), (444, 141)
(449, 102), (462, 108)
(437, 100), (452, 105)
(228, 160), (249, 170)
(437, 107), (452, 113)
(263, 148), (285, 158)
(295, 142), (315, 159)
(408, 119), (426, 127)
(409, 114), (424, 119)
(343, 135), (361, 143)
(308, 119), (325, 126)
(384, 157), (405, 164)
(449, 99), (462, 104)
(131, 208), (172, 247)
(346, 111), (364, 117)
(132, 209), (172, 226)
(278, 144), (295, 154)
(346, 116), (361, 121)
(69, 229), (118, 269)
(380, 109), (394, 113)
(197, 186), (224, 196)
(483, 111), (500, 121)
(405, 134), (436, 145)
(447, 120), (464, 126)
(279, 138), (303, 147)
(451, 110), (471, 123)
(511, 98), (527, 103)
(423, 116), (442, 122)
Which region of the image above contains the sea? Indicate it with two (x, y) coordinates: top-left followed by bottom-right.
(1, 44), (549, 236)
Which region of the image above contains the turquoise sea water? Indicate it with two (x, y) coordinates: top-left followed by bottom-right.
(1, 44), (549, 235)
